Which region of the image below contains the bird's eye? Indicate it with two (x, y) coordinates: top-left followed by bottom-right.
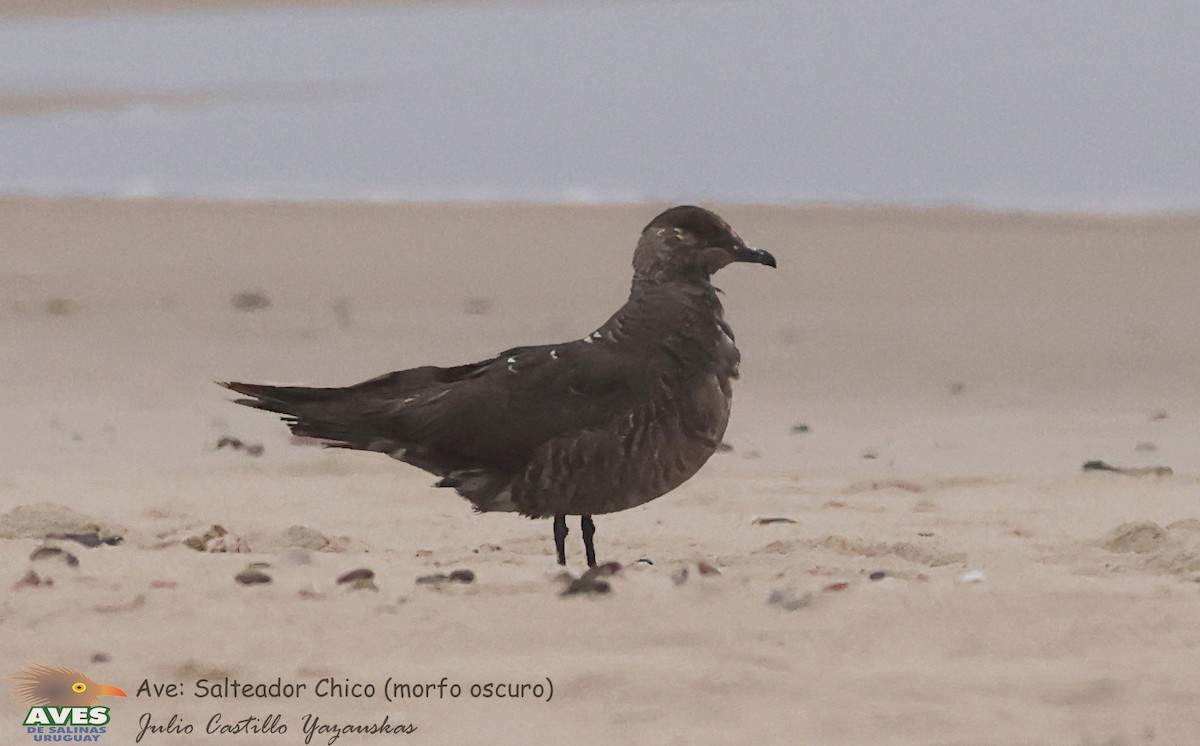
(72, 682), (87, 693)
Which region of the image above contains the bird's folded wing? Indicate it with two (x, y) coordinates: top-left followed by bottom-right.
(347, 340), (663, 471)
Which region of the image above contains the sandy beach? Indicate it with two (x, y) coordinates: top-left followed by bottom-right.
(1, 196), (1198, 744)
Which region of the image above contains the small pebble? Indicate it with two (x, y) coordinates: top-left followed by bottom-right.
(231, 290), (271, 311)
(561, 577), (611, 596)
(791, 423), (811, 434)
(337, 568), (375, 585)
(753, 517), (796, 525)
(823, 582), (849, 592)
(448, 569), (476, 584)
(46, 531), (121, 548)
(91, 652), (111, 664)
(697, 561), (721, 576)
(868, 570), (887, 581)
(216, 436), (265, 457)
(235, 569), (272, 585)
(635, 558), (654, 566)
(416, 573), (449, 585)
(30, 546), (79, 567)
(958, 569), (987, 584)
(766, 588), (813, 611)
(671, 567), (689, 586)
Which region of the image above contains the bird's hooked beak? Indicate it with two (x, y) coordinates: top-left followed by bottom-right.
(97, 684), (127, 698)
(729, 241), (777, 268)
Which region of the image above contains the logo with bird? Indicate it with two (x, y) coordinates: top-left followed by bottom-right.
(10, 664), (126, 735)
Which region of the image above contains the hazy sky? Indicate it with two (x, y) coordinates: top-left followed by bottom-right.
(0, 1), (1197, 209)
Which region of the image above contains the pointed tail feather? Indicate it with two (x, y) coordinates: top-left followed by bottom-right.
(218, 380), (392, 450)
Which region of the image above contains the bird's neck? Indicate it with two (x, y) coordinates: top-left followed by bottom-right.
(614, 277), (727, 340)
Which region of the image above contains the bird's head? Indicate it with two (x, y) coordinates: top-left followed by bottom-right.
(633, 205), (776, 282)
(10, 664), (127, 707)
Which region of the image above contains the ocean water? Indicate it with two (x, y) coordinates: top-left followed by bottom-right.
(0, 1), (1198, 211)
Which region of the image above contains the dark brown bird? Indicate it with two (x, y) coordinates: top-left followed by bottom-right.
(221, 206), (775, 566)
(10, 664), (127, 706)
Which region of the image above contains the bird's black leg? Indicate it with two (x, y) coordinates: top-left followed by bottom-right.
(581, 515), (597, 568)
(553, 513), (568, 566)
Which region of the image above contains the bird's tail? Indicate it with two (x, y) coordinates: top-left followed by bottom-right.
(218, 381), (388, 450)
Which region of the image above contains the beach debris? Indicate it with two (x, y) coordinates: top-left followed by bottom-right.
(697, 561), (721, 576)
(230, 290), (271, 312)
(766, 588), (813, 611)
(671, 567), (689, 586)
(235, 568), (272, 586)
(281, 525), (344, 552)
(94, 595), (146, 613)
(753, 517), (796, 525)
(337, 568), (378, 591)
(91, 653), (111, 664)
(416, 569), (476, 587)
(868, 570), (887, 581)
(0, 503), (125, 543)
(461, 296), (494, 316)
(823, 582), (849, 592)
(184, 525), (252, 553)
(635, 558), (654, 565)
(473, 543), (502, 554)
(861, 449), (879, 460)
(1083, 460), (1172, 477)
(957, 569), (987, 584)
(790, 423), (811, 434)
(216, 436), (265, 457)
(14, 569), (49, 589)
(332, 297), (353, 328)
(29, 546), (79, 567)
(45, 530), (122, 548)
(1102, 522), (1168, 554)
(44, 298), (78, 316)
(560, 562), (620, 597)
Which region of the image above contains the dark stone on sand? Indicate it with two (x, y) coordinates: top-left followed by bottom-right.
(231, 290), (271, 312)
(868, 570), (887, 581)
(235, 569), (272, 585)
(1083, 459), (1172, 476)
(753, 517), (796, 525)
(46, 531), (122, 548)
(30, 546), (79, 566)
(336, 568), (375, 585)
(448, 569), (475, 584)
(216, 436), (264, 457)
